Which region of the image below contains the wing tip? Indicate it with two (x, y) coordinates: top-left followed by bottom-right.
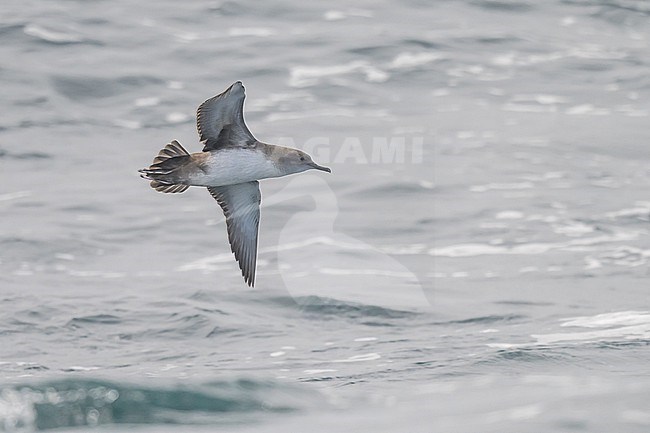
(236, 250), (256, 287)
(229, 81), (245, 96)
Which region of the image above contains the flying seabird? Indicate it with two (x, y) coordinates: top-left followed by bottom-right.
(139, 81), (331, 286)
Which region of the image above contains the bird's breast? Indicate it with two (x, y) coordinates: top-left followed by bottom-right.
(190, 148), (280, 186)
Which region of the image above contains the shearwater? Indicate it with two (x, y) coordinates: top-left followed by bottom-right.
(139, 81), (331, 287)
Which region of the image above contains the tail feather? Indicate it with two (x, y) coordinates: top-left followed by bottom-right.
(150, 181), (190, 193)
(139, 140), (192, 194)
(153, 140), (189, 164)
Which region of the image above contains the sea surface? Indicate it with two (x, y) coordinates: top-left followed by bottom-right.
(2, 0), (650, 431)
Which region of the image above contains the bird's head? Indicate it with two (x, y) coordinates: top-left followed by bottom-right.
(274, 147), (331, 175)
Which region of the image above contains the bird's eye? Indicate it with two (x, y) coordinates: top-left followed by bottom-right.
(300, 156), (305, 161)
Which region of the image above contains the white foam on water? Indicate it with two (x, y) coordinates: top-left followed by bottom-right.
(532, 324), (650, 345)
(67, 270), (126, 279)
(561, 311), (650, 328)
(492, 45), (625, 69)
(113, 119), (142, 130)
(510, 94), (569, 105)
(228, 27), (276, 37)
(323, 9), (373, 21)
(23, 24), (84, 43)
(165, 112), (190, 124)
(66, 366), (99, 372)
(605, 202), (650, 219)
(518, 266), (538, 273)
(491, 311), (650, 348)
(289, 61), (388, 87)
(495, 211), (524, 220)
(303, 369), (338, 374)
(0, 191), (31, 202)
(491, 51), (565, 67)
(430, 231), (640, 257)
(502, 103), (557, 113)
(389, 52), (443, 69)
(561, 16), (576, 26)
(483, 404), (543, 423)
(380, 244), (428, 255)
(469, 182), (534, 192)
(565, 104), (610, 115)
(134, 97), (160, 107)
(431, 244), (507, 257)
(552, 221), (594, 236)
(319, 267), (417, 279)
(332, 353), (381, 363)
(324, 10), (346, 21)
(166, 80), (184, 90)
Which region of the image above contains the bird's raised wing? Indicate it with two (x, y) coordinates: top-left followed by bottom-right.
(207, 181), (261, 286)
(196, 81), (257, 151)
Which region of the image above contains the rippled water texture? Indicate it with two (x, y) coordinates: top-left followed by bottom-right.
(2, 0), (650, 431)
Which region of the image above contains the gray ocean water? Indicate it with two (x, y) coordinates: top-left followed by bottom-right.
(2, 0), (650, 431)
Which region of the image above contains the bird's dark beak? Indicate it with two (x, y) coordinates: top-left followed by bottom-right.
(309, 162), (331, 173)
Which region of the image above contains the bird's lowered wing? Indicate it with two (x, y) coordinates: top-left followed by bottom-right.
(196, 81), (257, 151)
(207, 181), (261, 287)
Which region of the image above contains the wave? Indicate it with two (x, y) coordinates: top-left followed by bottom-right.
(23, 24), (94, 45)
(565, 0), (650, 19)
(0, 148), (51, 160)
(430, 231), (640, 257)
(50, 75), (163, 101)
(266, 295), (419, 323)
(487, 311), (650, 350)
(470, 0), (535, 12)
(445, 314), (527, 325)
(0, 378), (321, 431)
(532, 311), (650, 345)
